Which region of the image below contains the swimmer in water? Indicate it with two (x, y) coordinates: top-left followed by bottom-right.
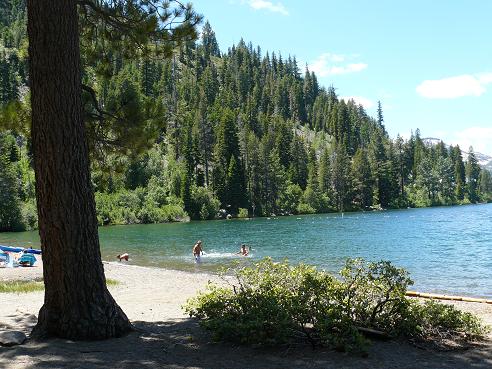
(237, 243), (249, 256)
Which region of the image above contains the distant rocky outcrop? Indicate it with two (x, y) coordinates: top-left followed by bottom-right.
(422, 137), (492, 172)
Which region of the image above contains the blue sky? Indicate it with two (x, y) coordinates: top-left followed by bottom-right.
(194, 0), (492, 155)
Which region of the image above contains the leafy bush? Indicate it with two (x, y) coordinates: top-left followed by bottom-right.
(21, 200), (38, 230)
(278, 184), (303, 214)
(95, 188), (188, 225)
(404, 300), (486, 344)
(190, 186), (220, 220)
(184, 258), (488, 353)
(302, 186), (330, 213)
(160, 204), (188, 221)
(296, 202), (316, 214)
(338, 259), (413, 335)
(237, 208), (249, 218)
(185, 259), (343, 347)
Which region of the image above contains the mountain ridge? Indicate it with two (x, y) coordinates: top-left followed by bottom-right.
(422, 137), (492, 171)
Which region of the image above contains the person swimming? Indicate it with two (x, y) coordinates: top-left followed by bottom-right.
(237, 244), (249, 256)
(192, 240), (203, 263)
(117, 253), (129, 261)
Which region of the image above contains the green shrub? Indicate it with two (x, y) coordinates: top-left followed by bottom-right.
(338, 259), (413, 335)
(404, 300), (486, 343)
(302, 186), (329, 213)
(21, 200), (38, 230)
(278, 184), (303, 214)
(190, 186), (220, 220)
(296, 203), (316, 214)
(184, 258), (488, 353)
(138, 202), (166, 223)
(160, 204), (188, 221)
(95, 188), (188, 225)
(237, 208), (249, 218)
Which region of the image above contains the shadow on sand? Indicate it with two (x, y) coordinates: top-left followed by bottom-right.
(1, 315), (492, 369)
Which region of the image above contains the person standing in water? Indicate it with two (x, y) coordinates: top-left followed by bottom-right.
(192, 240), (203, 263)
(237, 244), (249, 256)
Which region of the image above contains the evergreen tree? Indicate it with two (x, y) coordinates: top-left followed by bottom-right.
(376, 100), (385, 132)
(434, 156), (454, 203)
(394, 134), (407, 198)
(4, 0), (490, 240)
(331, 145), (352, 211)
(0, 138), (23, 231)
(226, 155), (247, 213)
(465, 147), (481, 203)
(302, 147), (326, 212)
(478, 169), (492, 198)
(368, 129), (387, 206)
(212, 108), (246, 210)
(450, 145), (466, 201)
(351, 148), (373, 209)
(288, 134), (308, 189)
(201, 20), (220, 58)
(318, 147), (332, 198)
(25, 0), (201, 340)
(416, 156), (437, 204)
(181, 170), (192, 214)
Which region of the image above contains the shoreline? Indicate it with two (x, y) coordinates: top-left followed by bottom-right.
(1, 261), (492, 369)
(2, 259), (492, 301)
(1, 261), (492, 326)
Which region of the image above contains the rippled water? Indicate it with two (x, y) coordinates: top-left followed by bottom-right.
(1, 203), (491, 298)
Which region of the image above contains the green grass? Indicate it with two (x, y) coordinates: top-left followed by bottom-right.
(106, 278), (119, 286)
(0, 279), (44, 293)
(0, 278), (120, 293)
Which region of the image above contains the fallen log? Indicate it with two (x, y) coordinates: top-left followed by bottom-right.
(406, 291), (492, 304)
(356, 326), (390, 340)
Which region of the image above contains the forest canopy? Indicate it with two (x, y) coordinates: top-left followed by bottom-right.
(1, 0), (491, 231)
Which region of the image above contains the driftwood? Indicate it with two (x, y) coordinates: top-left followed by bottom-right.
(356, 326), (390, 340)
(406, 291), (492, 304)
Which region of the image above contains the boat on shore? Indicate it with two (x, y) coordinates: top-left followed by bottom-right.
(0, 245), (42, 255)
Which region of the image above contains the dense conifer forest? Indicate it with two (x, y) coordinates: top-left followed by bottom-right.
(1, 1), (491, 231)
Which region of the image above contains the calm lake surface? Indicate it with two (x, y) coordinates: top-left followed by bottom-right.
(1, 203), (491, 298)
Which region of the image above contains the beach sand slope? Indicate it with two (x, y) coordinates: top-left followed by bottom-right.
(1, 262), (491, 369)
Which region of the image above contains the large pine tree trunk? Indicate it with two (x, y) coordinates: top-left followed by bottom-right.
(27, 0), (132, 340)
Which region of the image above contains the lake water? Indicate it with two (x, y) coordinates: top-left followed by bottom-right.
(1, 204), (491, 298)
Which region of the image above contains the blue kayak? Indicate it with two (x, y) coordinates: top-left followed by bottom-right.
(0, 245), (24, 253)
(0, 245), (42, 254)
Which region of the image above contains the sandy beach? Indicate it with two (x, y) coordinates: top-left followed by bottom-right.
(1, 262), (492, 369)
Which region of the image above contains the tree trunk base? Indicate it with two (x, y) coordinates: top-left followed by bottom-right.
(31, 300), (133, 341)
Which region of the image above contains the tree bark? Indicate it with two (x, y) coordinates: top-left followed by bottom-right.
(27, 0), (132, 340)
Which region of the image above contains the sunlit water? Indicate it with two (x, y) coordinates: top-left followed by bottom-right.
(1, 203), (491, 298)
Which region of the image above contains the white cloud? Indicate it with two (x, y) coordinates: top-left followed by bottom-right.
(308, 53), (367, 77)
(478, 73), (492, 84)
(416, 73), (492, 99)
(314, 53), (345, 63)
(340, 96), (374, 109)
(248, 0), (289, 15)
(441, 127), (492, 156)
